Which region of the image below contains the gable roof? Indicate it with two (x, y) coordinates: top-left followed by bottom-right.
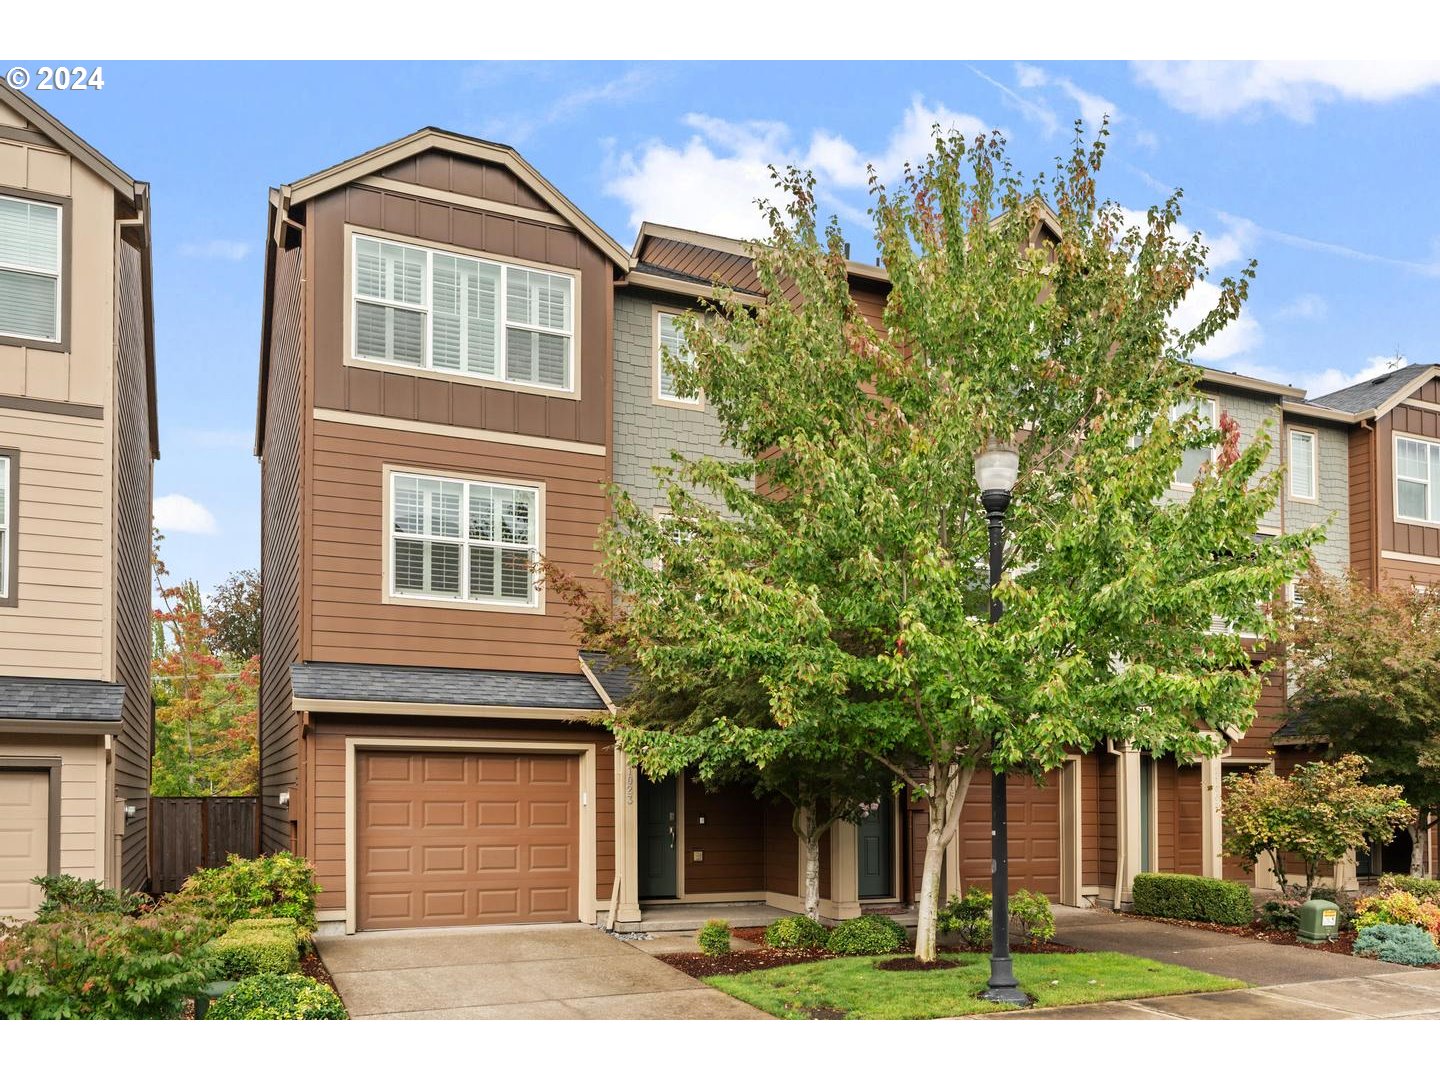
(1310, 363), (1440, 417)
(0, 84), (139, 200)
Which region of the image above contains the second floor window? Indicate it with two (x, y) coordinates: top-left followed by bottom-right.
(390, 470), (540, 606)
(1288, 429), (1317, 500)
(656, 311), (700, 404)
(0, 194), (62, 344)
(1172, 397), (1216, 488)
(1396, 435), (1440, 525)
(353, 234), (574, 391)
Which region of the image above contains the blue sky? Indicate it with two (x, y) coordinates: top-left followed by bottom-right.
(16, 60), (1440, 593)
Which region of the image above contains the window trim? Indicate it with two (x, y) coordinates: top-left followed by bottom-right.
(380, 463), (546, 614)
(1393, 430), (1440, 528)
(1170, 395), (1218, 492)
(0, 187), (70, 353)
(652, 306), (704, 411)
(342, 224), (582, 400)
(1287, 426), (1319, 503)
(0, 448), (15, 606)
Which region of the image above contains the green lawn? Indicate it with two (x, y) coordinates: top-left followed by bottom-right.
(704, 952), (1244, 1019)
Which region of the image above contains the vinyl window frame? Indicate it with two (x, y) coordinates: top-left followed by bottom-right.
(1170, 396), (1218, 491)
(381, 464), (546, 614)
(1287, 427), (1318, 503)
(1394, 431), (1440, 527)
(652, 307), (703, 410)
(0, 187), (70, 353)
(0, 449), (15, 606)
(344, 225), (580, 398)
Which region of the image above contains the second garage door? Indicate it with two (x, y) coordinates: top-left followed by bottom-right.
(0, 770), (51, 920)
(357, 750), (579, 931)
(957, 771), (1062, 899)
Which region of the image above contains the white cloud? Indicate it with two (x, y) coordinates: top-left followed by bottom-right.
(1174, 278), (1264, 362)
(1133, 61), (1440, 122)
(153, 494), (219, 535)
(486, 67), (658, 143)
(1014, 63), (1117, 135)
(1308, 354), (1410, 397)
(604, 96), (990, 236)
(178, 240), (250, 261)
(1275, 293), (1328, 321)
(1114, 206), (1253, 270)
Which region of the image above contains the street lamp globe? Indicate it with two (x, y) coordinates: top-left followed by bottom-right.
(975, 440), (1020, 495)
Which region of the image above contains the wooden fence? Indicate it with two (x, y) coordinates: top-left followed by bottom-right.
(149, 796), (260, 895)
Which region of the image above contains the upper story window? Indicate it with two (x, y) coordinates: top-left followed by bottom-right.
(0, 194), (62, 344)
(0, 451), (12, 602)
(352, 233), (574, 392)
(389, 469), (541, 608)
(1288, 429), (1317, 501)
(1172, 397), (1217, 488)
(655, 311), (700, 406)
(1396, 434), (1440, 525)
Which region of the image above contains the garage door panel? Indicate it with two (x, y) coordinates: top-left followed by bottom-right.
(957, 771), (1063, 900)
(357, 751), (580, 930)
(0, 771), (50, 920)
(365, 755), (414, 782)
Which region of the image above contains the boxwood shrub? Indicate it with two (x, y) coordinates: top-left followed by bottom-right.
(209, 917), (301, 979)
(764, 915), (829, 950)
(205, 973), (347, 1020)
(1353, 923), (1440, 966)
(826, 914), (908, 956)
(1131, 872), (1254, 926)
(697, 919), (732, 956)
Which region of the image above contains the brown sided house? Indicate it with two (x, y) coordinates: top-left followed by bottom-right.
(0, 86), (158, 916)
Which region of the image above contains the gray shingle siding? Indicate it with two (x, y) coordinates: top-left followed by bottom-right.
(0, 676), (126, 722)
(290, 662), (604, 711)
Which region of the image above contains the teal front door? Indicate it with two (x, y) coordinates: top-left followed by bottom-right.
(638, 774), (678, 899)
(857, 797), (893, 899)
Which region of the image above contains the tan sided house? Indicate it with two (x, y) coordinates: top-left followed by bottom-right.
(0, 86), (157, 918)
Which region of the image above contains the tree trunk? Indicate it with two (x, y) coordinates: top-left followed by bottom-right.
(792, 802), (831, 922)
(1410, 810), (1427, 878)
(913, 761), (974, 962)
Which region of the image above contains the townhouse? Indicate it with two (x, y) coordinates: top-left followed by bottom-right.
(0, 86), (157, 917)
(256, 125), (1421, 936)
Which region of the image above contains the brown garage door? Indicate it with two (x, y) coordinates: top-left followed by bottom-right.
(957, 772), (1062, 899)
(357, 750), (579, 931)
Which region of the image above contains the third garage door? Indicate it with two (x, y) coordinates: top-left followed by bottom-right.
(357, 750), (579, 931)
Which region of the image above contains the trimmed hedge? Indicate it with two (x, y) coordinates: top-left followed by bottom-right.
(206, 973), (347, 1020)
(826, 914), (907, 956)
(1131, 873), (1254, 926)
(764, 915), (830, 950)
(209, 918), (301, 979)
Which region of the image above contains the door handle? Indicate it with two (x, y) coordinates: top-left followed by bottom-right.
(668, 825), (676, 848)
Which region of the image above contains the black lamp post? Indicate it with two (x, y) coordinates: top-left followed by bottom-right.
(975, 439), (1028, 1007)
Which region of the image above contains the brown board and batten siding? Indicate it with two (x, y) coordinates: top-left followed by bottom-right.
(1348, 425), (1376, 587)
(1376, 376), (1440, 587)
(113, 235), (153, 889)
(259, 239), (305, 856)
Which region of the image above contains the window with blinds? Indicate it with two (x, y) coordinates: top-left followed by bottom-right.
(390, 470), (540, 606)
(1396, 435), (1440, 524)
(655, 311), (699, 403)
(352, 233), (573, 391)
(1288, 429), (1317, 500)
(0, 195), (61, 343)
(0, 454), (9, 599)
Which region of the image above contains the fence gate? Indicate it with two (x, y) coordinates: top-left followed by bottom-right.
(149, 797), (260, 894)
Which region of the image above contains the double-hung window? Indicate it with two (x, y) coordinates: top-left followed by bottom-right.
(352, 233), (574, 391)
(0, 194), (62, 344)
(1172, 397), (1217, 488)
(1288, 429), (1317, 500)
(389, 470), (540, 607)
(655, 311), (700, 405)
(1396, 435), (1440, 525)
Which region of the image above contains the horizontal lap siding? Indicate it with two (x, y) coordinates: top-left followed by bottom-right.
(1081, 753), (1100, 886)
(682, 775), (766, 894)
(307, 417), (604, 671)
(763, 798), (797, 896)
(310, 717), (614, 914)
(1097, 753), (1117, 888)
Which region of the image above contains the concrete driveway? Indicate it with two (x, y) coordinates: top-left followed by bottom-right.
(315, 924), (768, 1020)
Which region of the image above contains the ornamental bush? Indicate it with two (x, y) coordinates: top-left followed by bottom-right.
(826, 914), (907, 956)
(0, 910), (218, 1019)
(1353, 923), (1440, 966)
(209, 918), (302, 979)
(1130, 873), (1254, 926)
(1353, 891), (1440, 942)
(205, 973), (347, 1020)
(1259, 899), (1301, 931)
(764, 915), (829, 950)
(697, 919), (732, 956)
(171, 852), (319, 936)
(32, 874), (150, 920)
(937, 888), (1056, 948)
(1379, 874), (1440, 904)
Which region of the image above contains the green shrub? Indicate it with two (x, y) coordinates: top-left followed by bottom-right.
(32, 874), (149, 920)
(171, 852), (319, 935)
(0, 910), (218, 1019)
(1379, 874), (1440, 904)
(205, 973), (347, 1020)
(937, 887), (1055, 946)
(1011, 890), (1056, 943)
(826, 914), (907, 956)
(764, 915), (829, 950)
(1259, 899), (1301, 931)
(697, 919), (732, 956)
(1353, 923), (1440, 966)
(209, 918), (301, 979)
(1131, 873), (1254, 926)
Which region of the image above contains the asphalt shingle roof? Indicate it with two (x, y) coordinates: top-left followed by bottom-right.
(0, 676), (126, 722)
(1310, 363), (1437, 414)
(289, 662), (604, 711)
(579, 651), (633, 704)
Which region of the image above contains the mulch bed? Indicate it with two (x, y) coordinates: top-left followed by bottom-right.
(301, 947), (340, 994)
(877, 956), (960, 971)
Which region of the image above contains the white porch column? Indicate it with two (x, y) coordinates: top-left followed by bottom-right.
(614, 748), (641, 925)
(1116, 748), (1142, 908)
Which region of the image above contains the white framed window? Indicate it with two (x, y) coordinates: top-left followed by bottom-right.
(388, 470), (541, 607)
(351, 232), (574, 392)
(1396, 434), (1440, 526)
(655, 310), (700, 406)
(0, 452), (11, 601)
(1288, 429), (1317, 501)
(1172, 397), (1217, 488)
(0, 194), (62, 344)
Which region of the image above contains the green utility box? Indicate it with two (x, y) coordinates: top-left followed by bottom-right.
(1297, 899), (1340, 943)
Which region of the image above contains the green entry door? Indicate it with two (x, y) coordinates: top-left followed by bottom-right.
(638, 774), (678, 899)
(858, 797), (893, 899)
